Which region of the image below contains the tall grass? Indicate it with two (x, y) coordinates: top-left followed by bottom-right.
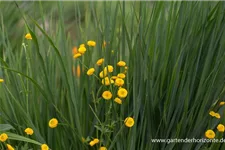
(1, 1), (225, 150)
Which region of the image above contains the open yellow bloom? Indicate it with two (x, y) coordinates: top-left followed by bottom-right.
(96, 58), (104, 66)
(205, 130), (215, 139)
(102, 91), (112, 100)
(78, 46), (86, 54)
(87, 40), (96, 47)
(25, 33), (32, 40)
(24, 127), (34, 135)
(115, 78), (124, 86)
(93, 138), (99, 144)
(73, 53), (82, 59)
(110, 76), (117, 80)
(89, 141), (96, 146)
(49, 118), (58, 128)
(100, 146), (107, 150)
(6, 144), (14, 150)
(41, 144), (49, 150)
(124, 117), (135, 127)
(117, 61), (126, 67)
(104, 65), (113, 73)
(215, 113), (221, 119)
(99, 71), (107, 78)
(117, 73), (126, 79)
(220, 101), (225, 106)
(209, 111), (216, 117)
(102, 77), (114, 86)
(0, 79), (4, 83)
(0, 133), (8, 142)
(217, 124), (225, 132)
(87, 68), (95, 76)
(117, 88), (128, 98)
(114, 97), (122, 104)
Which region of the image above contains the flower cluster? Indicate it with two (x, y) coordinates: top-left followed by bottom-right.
(205, 102), (225, 139)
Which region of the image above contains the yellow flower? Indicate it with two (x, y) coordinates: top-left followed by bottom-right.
(125, 66), (128, 70)
(114, 97), (122, 104)
(99, 71), (107, 78)
(209, 111), (216, 117)
(217, 124), (225, 132)
(220, 101), (225, 106)
(0, 79), (4, 83)
(78, 46), (86, 54)
(89, 141), (96, 146)
(25, 33), (32, 40)
(102, 77), (111, 86)
(73, 53), (82, 58)
(93, 138), (99, 144)
(24, 127), (34, 135)
(104, 65), (113, 73)
(0, 133), (8, 142)
(117, 88), (128, 98)
(49, 118), (58, 128)
(215, 113), (221, 119)
(102, 91), (112, 100)
(80, 44), (85, 47)
(6, 144), (14, 150)
(87, 40), (96, 47)
(205, 130), (215, 139)
(41, 144), (49, 150)
(96, 58), (104, 66)
(117, 61), (126, 67)
(100, 146), (107, 150)
(115, 78), (124, 86)
(87, 68), (95, 76)
(124, 117), (135, 128)
(110, 76), (117, 80)
(117, 73), (126, 79)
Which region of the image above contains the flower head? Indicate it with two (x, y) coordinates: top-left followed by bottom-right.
(209, 111), (216, 117)
(205, 130), (215, 139)
(104, 65), (113, 73)
(0, 79), (4, 83)
(24, 127), (34, 135)
(124, 117), (135, 127)
(87, 40), (96, 47)
(110, 76), (117, 80)
(78, 46), (86, 54)
(41, 144), (49, 150)
(0, 133), (8, 142)
(49, 118), (58, 128)
(117, 61), (126, 67)
(114, 97), (122, 104)
(25, 33), (32, 40)
(215, 113), (221, 119)
(217, 124), (225, 132)
(93, 138), (99, 144)
(220, 101), (225, 106)
(102, 91), (112, 100)
(96, 58), (104, 66)
(89, 140), (96, 146)
(117, 73), (126, 79)
(73, 53), (82, 59)
(102, 77), (114, 86)
(76, 65), (81, 77)
(117, 88), (128, 98)
(99, 71), (107, 78)
(100, 146), (107, 150)
(80, 44), (85, 47)
(87, 68), (95, 76)
(115, 78), (124, 86)
(6, 144), (14, 150)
